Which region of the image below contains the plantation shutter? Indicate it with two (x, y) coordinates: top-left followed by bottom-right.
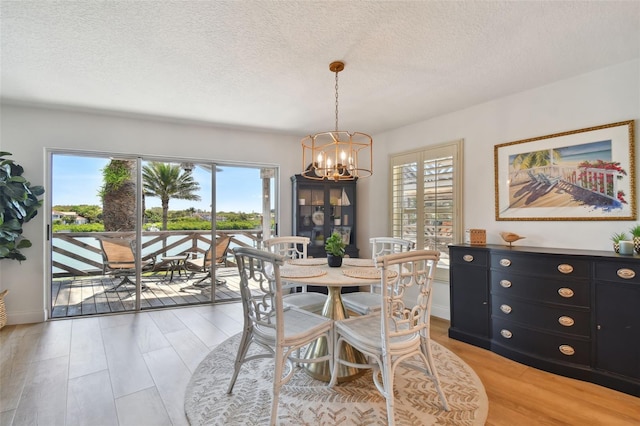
(390, 141), (463, 274)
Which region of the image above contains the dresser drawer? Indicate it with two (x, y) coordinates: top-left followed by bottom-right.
(492, 318), (591, 366)
(491, 271), (589, 307)
(451, 247), (488, 268)
(491, 253), (589, 279)
(595, 260), (640, 285)
(492, 296), (590, 337)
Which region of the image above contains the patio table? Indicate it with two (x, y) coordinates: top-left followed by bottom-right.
(162, 255), (188, 282)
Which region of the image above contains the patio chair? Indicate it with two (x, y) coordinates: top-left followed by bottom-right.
(182, 235), (231, 290)
(228, 247), (333, 426)
(341, 237), (415, 315)
(329, 250), (449, 425)
(99, 237), (154, 291)
(537, 173), (560, 192)
(263, 236), (327, 314)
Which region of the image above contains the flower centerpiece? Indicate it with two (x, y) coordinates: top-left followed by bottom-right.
(325, 232), (346, 267)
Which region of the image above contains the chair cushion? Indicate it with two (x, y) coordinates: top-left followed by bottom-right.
(283, 292), (327, 314)
(254, 307), (333, 344)
(342, 292), (382, 315)
(335, 313), (420, 355)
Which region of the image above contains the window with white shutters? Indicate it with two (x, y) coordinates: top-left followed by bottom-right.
(390, 140), (463, 277)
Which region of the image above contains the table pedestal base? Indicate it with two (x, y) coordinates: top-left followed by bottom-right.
(303, 287), (367, 383)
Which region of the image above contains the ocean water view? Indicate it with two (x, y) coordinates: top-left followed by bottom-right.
(559, 149), (612, 165)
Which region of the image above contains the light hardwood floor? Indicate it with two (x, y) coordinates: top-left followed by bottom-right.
(1, 304), (638, 425)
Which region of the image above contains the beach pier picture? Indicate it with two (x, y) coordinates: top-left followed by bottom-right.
(495, 121), (635, 220)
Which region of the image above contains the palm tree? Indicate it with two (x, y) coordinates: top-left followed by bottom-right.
(142, 162), (201, 230)
(101, 160), (137, 232)
(511, 148), (562, 171)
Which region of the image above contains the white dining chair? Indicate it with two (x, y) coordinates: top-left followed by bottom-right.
(263, 236), (327, 314)
(341, 237), (415, 315)
(227, 247), (334, 426)
(329, 250), (449, 425)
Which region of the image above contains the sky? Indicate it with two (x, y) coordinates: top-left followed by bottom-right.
(52, 155), (265, 213)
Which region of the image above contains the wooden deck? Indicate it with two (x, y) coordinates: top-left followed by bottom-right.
(51, 267), (242, 318)
(509, 179), (620, 209)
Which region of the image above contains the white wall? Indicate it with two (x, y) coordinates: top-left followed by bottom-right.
(0, 106), (300, 323)
(359, 59), (640, 319)
(1, 59), (638, 324)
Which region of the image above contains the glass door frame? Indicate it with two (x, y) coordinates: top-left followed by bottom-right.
(46, 148), (279, 318)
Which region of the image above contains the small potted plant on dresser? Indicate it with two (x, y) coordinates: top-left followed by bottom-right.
(325, 232), (346, 267)
(611, 232), (629, 254)
(629, 224), (640, 254)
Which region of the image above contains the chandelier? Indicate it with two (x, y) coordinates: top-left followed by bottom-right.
(302, 61), (373, 181)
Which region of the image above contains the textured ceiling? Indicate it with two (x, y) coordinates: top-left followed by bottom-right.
(1, 1), (639, 135)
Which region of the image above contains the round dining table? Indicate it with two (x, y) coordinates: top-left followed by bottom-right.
(280, 259), (380, 382)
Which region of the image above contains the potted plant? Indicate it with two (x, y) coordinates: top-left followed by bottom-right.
(0, 152), (45, 261)
(325, 232), (346, 267)
(629, 224), (640, 254)
(610, 232), (629, 254)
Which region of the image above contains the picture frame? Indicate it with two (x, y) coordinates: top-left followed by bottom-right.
(494, 120), (636, 221)
(332, 226), (351, 245)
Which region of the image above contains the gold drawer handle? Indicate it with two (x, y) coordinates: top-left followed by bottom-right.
(617, 268), (636, 279)
(558, 316), (575, 327)
(558, 264), (574, 274)
(463, 254), (474, 262)
(558, 287), (574, 298)
(500, 329), (513, 339)
(500, 279), (512, 288)
(499, 259), (511, 267)
(559, 345), (575, 356)
(500, 304), (512, 314)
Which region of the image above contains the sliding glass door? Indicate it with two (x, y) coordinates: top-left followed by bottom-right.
(50, 153), (143, 316)
(49, 151), (276, 319)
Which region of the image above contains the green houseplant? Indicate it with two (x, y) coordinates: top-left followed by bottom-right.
(325, 232), (346, 267)
(629, 224), (640, 254)
(610, 232), (629, 254)
(0, 152), (45, 261)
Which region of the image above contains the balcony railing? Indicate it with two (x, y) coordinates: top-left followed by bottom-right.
(52, 229), (264, 278)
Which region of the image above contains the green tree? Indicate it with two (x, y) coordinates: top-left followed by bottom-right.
(100, 160), (136, 231)
(511, 149), (562, 171)
(74, 205), (102, 223)
(142, 162), (201, 230)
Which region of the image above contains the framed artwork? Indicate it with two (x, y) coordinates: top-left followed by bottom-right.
(332, 226), (351, 244)
(494, 120), (635, 221)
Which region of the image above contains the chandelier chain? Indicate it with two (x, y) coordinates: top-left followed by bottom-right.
(334, 70), (339, 132)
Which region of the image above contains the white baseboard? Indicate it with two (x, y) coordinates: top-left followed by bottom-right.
(7, 309), (47, 325)
(431, 303), (450, 321)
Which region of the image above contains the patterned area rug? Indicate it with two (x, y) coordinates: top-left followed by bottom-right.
(184, 334), (488, 425)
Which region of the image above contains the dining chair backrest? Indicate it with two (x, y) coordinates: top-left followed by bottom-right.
(377, 249), (440, 344)
(234, 247), (286, 337)
(370, 237), (415, 259)
(263, 236), (309, 259)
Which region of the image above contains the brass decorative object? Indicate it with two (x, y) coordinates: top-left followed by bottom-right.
(302, 61), (373, 181)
